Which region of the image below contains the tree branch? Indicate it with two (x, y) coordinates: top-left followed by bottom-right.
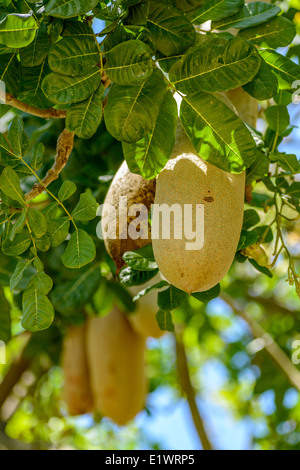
(0, 91), (67, 119)
(0, 335), (32, 412)
(175, 331), (213, 450)
(220, 292), (300, 392)
(25, 128), (74, 202)
(0, 72), (110, 121)
(246, 294), (298, 318)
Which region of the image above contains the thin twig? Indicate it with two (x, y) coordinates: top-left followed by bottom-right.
(175, 331), (213, 450)
(25, 128), (74, 202)
(220, 292), (300, 392)
(0, 91), (66, 119)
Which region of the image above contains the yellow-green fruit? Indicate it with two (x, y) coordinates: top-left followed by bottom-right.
(101, 161), (156, 272)
(152, 126), (245, 294)
(62, 324), (94, 416)
(86, 308), (147, 425)
(128, 275), (166, 339)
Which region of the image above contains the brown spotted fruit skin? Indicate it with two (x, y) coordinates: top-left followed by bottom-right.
(152, 126), (245, 294)
(102, 161), (156, 273)
(62, 324), (94, 416)
(86, 308), (147, 425)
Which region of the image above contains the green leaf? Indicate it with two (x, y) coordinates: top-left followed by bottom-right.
(0, 103), (10, 119)
(243, 60), (278, 101)
(0, 287), (10, 342)
(58, 180), (77, 202)
(30, 142), (44, 172)
(169, 37), (261, 94)
(132, 280), (169, 301)
(0, 133), (19, 168)
(174, 0), (204, 12)
(27, 272), (53, 295)
(2, 233), (31, 256)
(262, 176), (276, 192)
(104, 68), (167, 143)
(22, 289), (54, 332)
(98, 20), (119, 35)
(124, 3), (148, 26)
(105, 39), (153, 85)
(270, 153), (299, 174)
(10, 258), (32, 291)
(123, 244), (158, 271)
(45, 0), (99, 18)
(156, 310), (174, 332)
(62, 20), (95, 37)
(42, 202), (58, 221)
(192, 284), (221, 303)
(212, 2), (281, 30)
(9, 209), (26, 241)
(62, 229), (96, 269)
(66, 86), (104, 139)
(274, 90), (293, 106)
(180, 92), (256, 173)
(147, 2), (195, 56)
(104, 24), (155, 53)
(157, 285), (187, 311)
(0, 13), (37, 48)
(286, 182), (300, 199)
(259, 49), (300, 88)
(14, 164), (33, 179)
(238, 229), (258, 250)
(265, 105), (290, 136)
(249, 258), (273, 278)
(19, 62), (53, 109)
(47, 217), (70, 247)
(0, 167), (26, 206)
(71, 193), (98, 222)
(254, 225), (273, 244)
(35, 235), (51, 252)
(123, 90), (177, 179)
(242, 209), (260, 230)
(42, 68), (102, 105)
(188, 0), (244, 24)
(238, 16), (296, 48)
(119, 266), (159, 287)
(156, 53), (183, 73)
(19, 23), (49, 67)
(33, 257), (44, 272)
(0, 52), (20, 96)
(8, 116), (29, 158)
(0, 254), (18, 286)
(123, 0), (141, 6)
(48, 35), (99, 76)
(49, 18), (64, 42)
(27, 209), (47, 238)
(246, 151), (269, 184)
(51, 263), (101, 315)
